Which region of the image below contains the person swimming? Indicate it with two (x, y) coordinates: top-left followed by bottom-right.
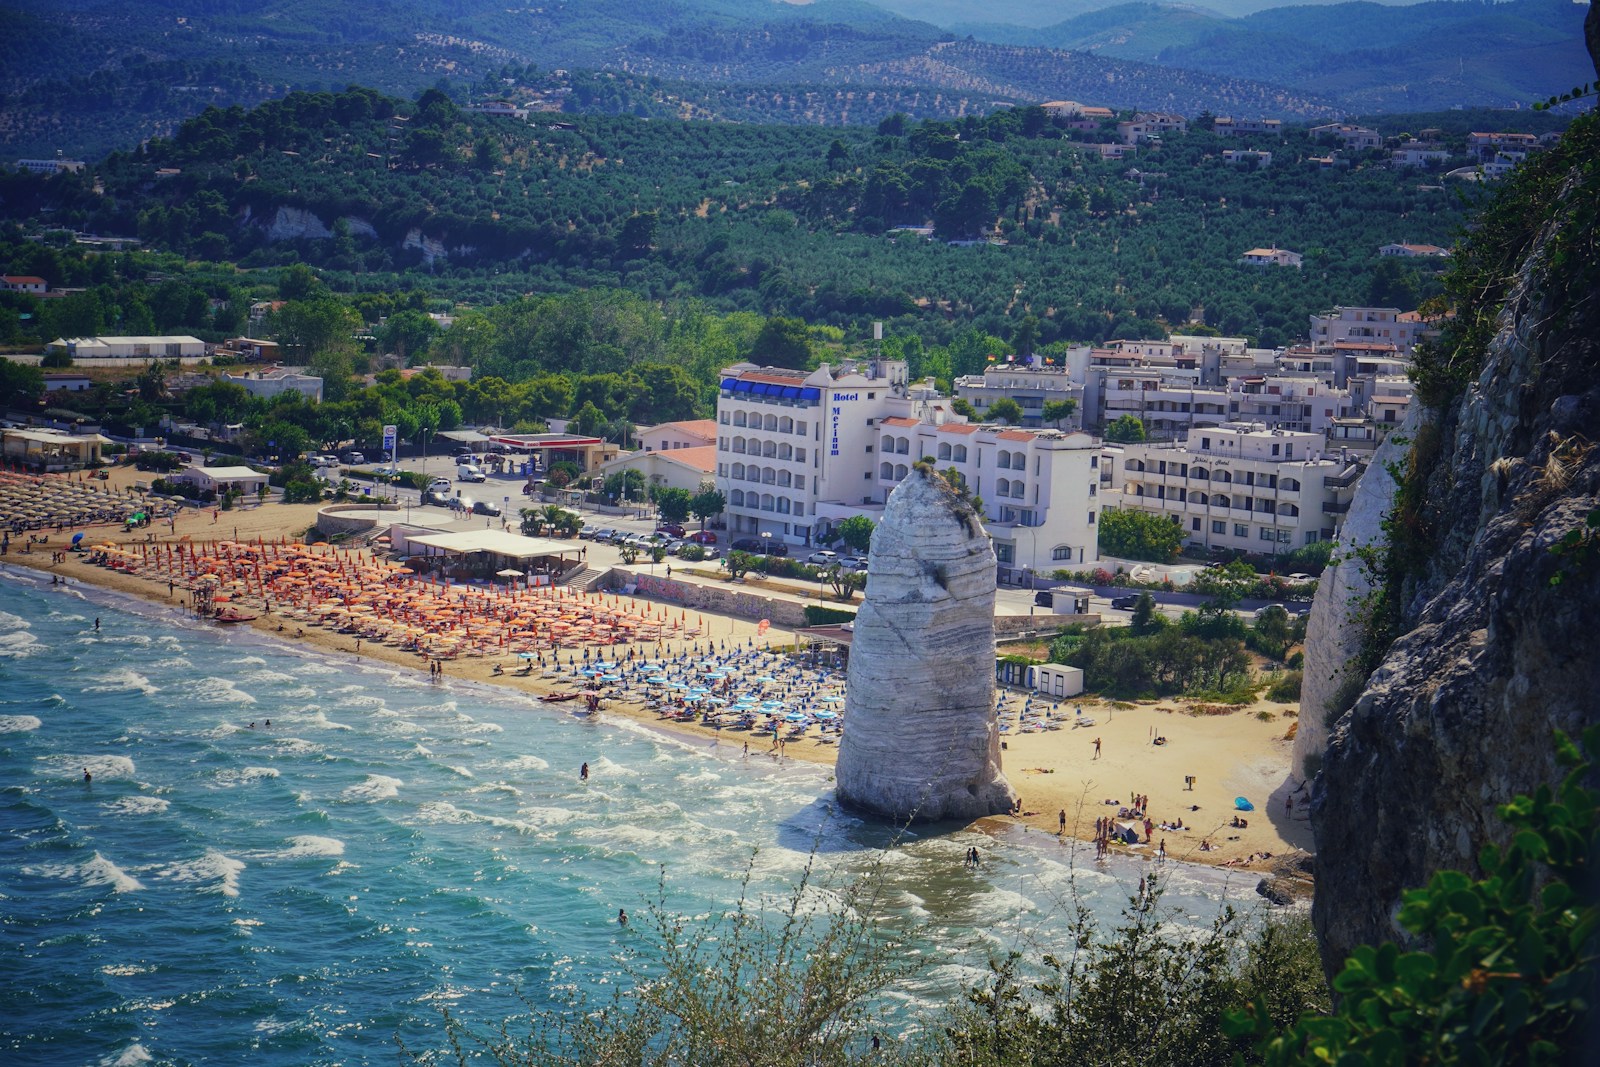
(580, 762), (589, 781)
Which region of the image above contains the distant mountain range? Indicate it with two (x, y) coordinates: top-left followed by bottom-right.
(0, 0), (1590, 160)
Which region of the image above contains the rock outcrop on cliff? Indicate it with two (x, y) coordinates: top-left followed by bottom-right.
(1309, 105), (1600, 971)
(835, 467), (1018, 823)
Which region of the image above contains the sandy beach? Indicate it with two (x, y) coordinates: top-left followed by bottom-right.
(5, 463), (1313, 875)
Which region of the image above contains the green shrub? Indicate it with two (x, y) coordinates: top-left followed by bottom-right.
(1266, 670), (1302, 703)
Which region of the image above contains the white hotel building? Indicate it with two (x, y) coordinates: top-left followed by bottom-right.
(1113, 423), (1364, 555)
(714, 362), (1100, 574)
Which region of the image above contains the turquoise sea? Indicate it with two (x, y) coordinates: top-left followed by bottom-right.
(1, 567), (1261, 1065)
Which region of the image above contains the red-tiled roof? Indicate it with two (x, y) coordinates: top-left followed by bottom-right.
(3, 275), (46, 285)
(660, 445), (717, 473)
(997, 430), (1034, 441)
(880, 416), (919, 427)
(937, 423), (979, 435)
(653, 418), (718, 438)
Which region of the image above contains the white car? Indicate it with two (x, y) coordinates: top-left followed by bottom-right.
(311, 454), (340, 468)
(805, 550), (839, 566)
(457, 465), (487, 483)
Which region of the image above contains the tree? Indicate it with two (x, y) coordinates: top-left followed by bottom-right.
(571, 401), (608, 437)
(1097, 508), (1184, 562)
(379, 309), (439, 364)
(749, 316), (811, 369)
(725, 549), (756, 581)
(835, 515), (876, 555)
(652, 486), (693, 525)
(0, 360), (45, 406)
(823, 564), (867, 602)
(1130, 591), (1162, 635)
(987, 397), (1025, 426)
(1041, 398), (1077, 427)
(1104, 414), (1147, 444)
(690, 483), (726, 529)
(951, 397), (978, 419)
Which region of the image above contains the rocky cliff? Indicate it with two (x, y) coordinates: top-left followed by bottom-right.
(1309, 104), (1600, 971)
(834, 467), (1018, 823)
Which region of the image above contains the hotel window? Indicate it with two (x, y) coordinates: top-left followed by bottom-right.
(1088, 511), (1096, 524)
(1234, 524), (1248, 537)
(1212, 520), (1226, 534)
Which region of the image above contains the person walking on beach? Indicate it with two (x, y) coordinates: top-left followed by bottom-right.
(1058, 809), (1066, 835)
(1092, 736), (1101, 759)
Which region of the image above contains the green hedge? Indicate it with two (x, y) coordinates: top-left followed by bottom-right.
(803, 605), (856, 626)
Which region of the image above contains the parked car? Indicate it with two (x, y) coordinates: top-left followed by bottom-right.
(731, 538), (763, 553)
(687, 530), (718, 544)
(448, 496), (470, 512)
(427, 477), (453, 493)
(341, 451), (365, 465)
(805, 550), (839, 566)
(452, 444), (475, 457)
(472, 500), (502, 517)
(578, 526), (606, 541)
(457, 465), (486, 483)
(422, 490), (453, 508)
(844, 556), (871, 572)
(312, 454), (340, 468)
(655, 522), (686, 538)
(1034, 590), (1055, 608)
(455, 453), (478, 466)
(1110, 594), (1140, 610)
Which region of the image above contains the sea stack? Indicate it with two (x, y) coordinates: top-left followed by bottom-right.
(835, 466), (1018, 822)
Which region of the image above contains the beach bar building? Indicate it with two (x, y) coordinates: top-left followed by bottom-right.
(388, 527), (582, 584)
(177, 465), (270, 498)
(2, 428), (106, 470)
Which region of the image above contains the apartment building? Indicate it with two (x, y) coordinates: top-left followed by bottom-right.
(1309, 123), (1382, 151)
(870, 420), (1102, 577)
(952, 358), (1087, 428)
(1114, 424), (1363, 555)
(1391, 142), (1451, 167)
(1222, 149), (1272, 168)
(1227, 376), (1353, 435)
(1308, 306), (1425, 357)
(1212, 117), (1284, 138)
(716, 360), (1100, 572)
(1118, 112), (1187, 145)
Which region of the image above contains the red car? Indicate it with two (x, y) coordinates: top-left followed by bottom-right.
(687, 530), (718, 544)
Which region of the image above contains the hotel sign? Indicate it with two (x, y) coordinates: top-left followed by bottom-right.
(830, 392), (858, 457)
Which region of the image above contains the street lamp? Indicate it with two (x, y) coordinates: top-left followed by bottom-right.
(760, 530), (774, 556)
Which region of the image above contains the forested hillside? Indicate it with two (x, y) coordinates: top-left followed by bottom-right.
(2, 86), (1479, 354)
(956, 0), (1592, 113)
(2, 0), (1587, 161)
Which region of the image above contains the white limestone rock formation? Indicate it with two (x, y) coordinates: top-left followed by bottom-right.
(835, 467), (1018, 822)
(1293, 411), (1409, 781)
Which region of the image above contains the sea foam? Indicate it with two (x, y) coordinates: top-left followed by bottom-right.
(23, 851), (144, 893)
(342, 774), (402, 801)
(152, 848), (245, 897)
(0, 714), (43, 732)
